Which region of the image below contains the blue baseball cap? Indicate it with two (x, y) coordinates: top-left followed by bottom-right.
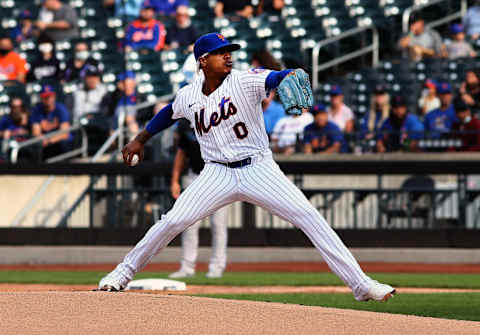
(451, 24), (464, 34)
(329, 85), (343, 95)
(310, 103), (326, 115)
(19, 9), (32, 20)
(193, 33), (241, 61)
(142, 0), (155, 9)
(437, 82), (452, 94)
(40, 84), (56, 98)
(117, 70), (136, 81)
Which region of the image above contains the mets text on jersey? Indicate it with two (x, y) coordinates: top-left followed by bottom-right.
(194, 96), (237, 136)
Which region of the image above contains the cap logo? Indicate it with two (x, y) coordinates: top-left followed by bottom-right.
(216, 34), (225, 41)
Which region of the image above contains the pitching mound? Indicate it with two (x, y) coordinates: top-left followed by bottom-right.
(0, 292), (479, 335)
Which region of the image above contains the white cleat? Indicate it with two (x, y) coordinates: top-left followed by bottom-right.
(206, 269), (224, 279)
(98, 271), (129, 292)
(356, 280), (396, 302)
(168, 269), (195, 279)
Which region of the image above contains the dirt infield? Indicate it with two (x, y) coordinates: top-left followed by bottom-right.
(2, 262), (480, 273)
(0, 291), (479, 335)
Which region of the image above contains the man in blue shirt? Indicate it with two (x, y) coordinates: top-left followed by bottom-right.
(303, 104), (344, 154)
(423, 82), (455, 140)
(31, 85), (71, 160)
(377, 96), (424, 153)
(262, 91), (285, 136)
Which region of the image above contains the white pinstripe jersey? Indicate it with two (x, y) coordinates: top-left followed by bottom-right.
(172, 68), (272, 162)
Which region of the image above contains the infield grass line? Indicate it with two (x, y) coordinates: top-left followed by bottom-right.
(0, 271), (480, 288)
(194, 292), (480, 322)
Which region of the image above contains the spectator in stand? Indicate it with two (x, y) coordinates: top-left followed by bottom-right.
(125, 1), (166, 52)
(103, 0), (144, 20)
(31, 85), (72, 160)
(459, 70), (480, 113)
(102, 71), (150, 137)
(360, 84), (390, 140)
(303, 104), (344, 154)
(257, 0), (284, 16)
(398, 13), (442, 61)
(463, 0), (480, 40)
(165, 5), (198, 52)
(0, 97), (36, 162)
(271, 108), (313, 155)
(214, 0), (254, 20)
(62, 41), (102, 83)
(327, 85), (354, 134)
(443, 24), (476, 59)
(262, 90), (285, 136)
(423, 82), (455, 141)
(377, 96), (424, 153)
(67, 64), (107, 122)
(149, 0), (189, 18)
(451, 98), (480, 151)
(0, 97), (30, 142)
(418, 79), (440, 116)
(0, 35), (28, 83)
(250, 49), (284, 136)
(27, 35), (61, 82)
(35, 0), (78, 41)
(251, 49), (282, 70)
(11, 10), (35, 44)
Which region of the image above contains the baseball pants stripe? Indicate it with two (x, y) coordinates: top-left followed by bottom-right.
(180, 170), (228, 272)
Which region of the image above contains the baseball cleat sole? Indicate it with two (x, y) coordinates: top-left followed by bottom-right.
(378, 289), (396, 302)
(95, 285), (121, 292)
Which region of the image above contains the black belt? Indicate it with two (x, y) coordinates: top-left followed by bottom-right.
(212, 157), (252, 168)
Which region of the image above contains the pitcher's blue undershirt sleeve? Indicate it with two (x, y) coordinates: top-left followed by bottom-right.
(145, 103), (176, 136)
(265, 69), (293, 90)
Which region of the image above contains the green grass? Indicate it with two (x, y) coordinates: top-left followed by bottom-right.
(0, 271), (480, 289)
(196, 293), (480, 322)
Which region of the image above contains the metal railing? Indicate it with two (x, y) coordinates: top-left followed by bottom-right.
(57, 93), (175, 227)
(311, 25), (379, 91)
(402, 0), (468, 34)
(9, 124), (88, 163)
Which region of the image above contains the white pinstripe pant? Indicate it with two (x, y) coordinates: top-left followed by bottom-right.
(115, 153), (372, 297)
(178, 171), (228, 273)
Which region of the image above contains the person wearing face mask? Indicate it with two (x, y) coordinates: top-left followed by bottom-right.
(125, 1), (166, 52)
(377, 96), (424, 153)
(67, 64), (107, 122)
(35, 0), (78, 42)
(61, 41), (102, 83)
(450, 98), (480, 152)
(165, 5), (198, 52)
(0, 35), (28, 83)
(27, 35), (60, 82)
(11, 10), (35, 44)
